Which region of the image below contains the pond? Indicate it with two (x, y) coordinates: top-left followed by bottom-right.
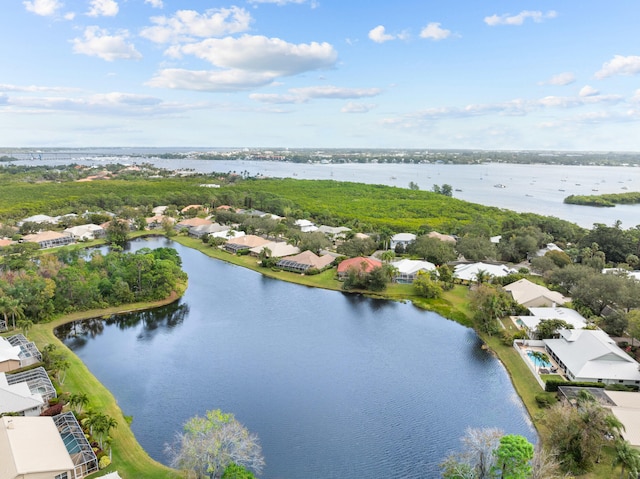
(57, 237), (536, 478)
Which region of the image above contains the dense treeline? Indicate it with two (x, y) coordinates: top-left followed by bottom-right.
(0, 246), (186, 324)
(564, 191), (640, 207)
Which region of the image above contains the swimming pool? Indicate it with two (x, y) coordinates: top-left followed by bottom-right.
(526, 350), (552, 368)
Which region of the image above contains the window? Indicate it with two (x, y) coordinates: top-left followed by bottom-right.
(55, 473), (68, 479)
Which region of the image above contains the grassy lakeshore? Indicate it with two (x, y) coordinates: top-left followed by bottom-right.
(12, 235), (615, 478)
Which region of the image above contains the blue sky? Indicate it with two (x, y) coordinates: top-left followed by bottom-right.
(2, 1), (640, 150)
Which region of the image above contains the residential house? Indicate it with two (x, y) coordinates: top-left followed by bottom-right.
(151, 205), (168, 215)
(391, 259), (436, 283)
(249, 241), (300, 258)
(0, 416), (75, 479)
(22, 231), (74, 249)
(453, 262), (515, 282)
(145, 214), (175, 230)
(389, 233), (416, 250)
(0, 372), (45, 416)
(337, 257), (382, 280)
(189, 223), (230, 239)
(294, 219), (318, 233)
(544, 329), (640, 386)
(224, 235), (271, 253)
(427, 231), (456, 243)
(317, 225), (351, 241)
(602, 390), (640, 447)
(276, 251), (335, 273)
(514, 307), (588, 339)
(174, 217), (212, 233)
(17, 214), (57, 227)
(0, 335), (42, 372)
(504, 278), (569, 308)
(534, 243), (564, 258)
(63, 224), (105, 241)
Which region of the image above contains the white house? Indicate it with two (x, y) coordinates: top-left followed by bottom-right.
(514, 307), (588, 339)
(294, 219), (318, 233)
(391, 258), (436, 283)
(63, 224), (105, 241)
(504, 278), (569, 308)
(453, 262), (515, 282)
(0, 372), (45, 416)
(249, 241), (300, 258)
(544, 329), (640, 386)
(534, 243), (564, 257)
(390, 233), (416, 250)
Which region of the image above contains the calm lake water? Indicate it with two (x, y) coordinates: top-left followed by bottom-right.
(7, 154), (640, 228)
(57, 237), (535, 479)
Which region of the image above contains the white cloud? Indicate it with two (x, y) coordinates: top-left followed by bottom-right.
(251, 85), (381, 104)
(543, 72), (576, 86)
(144, 0), (163, 8)
(341, 102), (376, 113)
(0, 83), (79, 93)
(64, 11), (75, 20)
(23, 0), (62, 16)
(87, 0), (119, 17)
(72, 27), (142, 62)
(419, 23), (451, 41)
(147, 69), (276, 91)
(484, 10), (557, 26)
(368, 25), (395, 43)
(631, 89), (640, 103)
(174, 35), (337, 75)
(579, 85), (599, 97)
(140, 7), (252, 44)
(595, 55), (640, 79)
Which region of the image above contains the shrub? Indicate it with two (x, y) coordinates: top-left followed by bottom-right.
(99, 456), (111, 469)
(545, 380), (606, 392)
(41, 403), (64, 416)
(535, 393), (557, 408)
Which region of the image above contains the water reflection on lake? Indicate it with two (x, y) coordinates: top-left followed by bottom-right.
(57, 237), (536, 478)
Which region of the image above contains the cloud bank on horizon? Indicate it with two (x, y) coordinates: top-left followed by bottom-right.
(2, 1), (640, 150)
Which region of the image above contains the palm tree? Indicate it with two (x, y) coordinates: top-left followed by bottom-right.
(69, 392), (90, 415)
(380, 250), (396, 263)
(612, 439), (640, 479)
(16, 318), (33, 338)
(474, 269), (491, 285)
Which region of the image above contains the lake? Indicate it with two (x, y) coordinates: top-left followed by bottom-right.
(57, 237), (535, 478)
(7, 154), (640, 228)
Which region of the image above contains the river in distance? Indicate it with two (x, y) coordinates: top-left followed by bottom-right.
(6, 151), (640, 228)
(57, 237), (535, 479)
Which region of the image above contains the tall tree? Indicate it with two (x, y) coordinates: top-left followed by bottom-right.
(492, 434), (534, 479)
(167, 409), (264, 479)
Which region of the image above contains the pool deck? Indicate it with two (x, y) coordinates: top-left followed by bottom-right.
(515, 342), (567, 380)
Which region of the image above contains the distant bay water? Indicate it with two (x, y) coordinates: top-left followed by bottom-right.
(5, 151), (640, 228)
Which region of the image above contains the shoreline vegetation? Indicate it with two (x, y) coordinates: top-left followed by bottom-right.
(564, 191), (640, 207)
(19, 234), (604, 478)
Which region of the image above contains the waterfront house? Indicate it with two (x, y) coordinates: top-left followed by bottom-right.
(189, 222), (230, 239)
(175, 217), (212, 233)
(391, 258), (436, 283)
(0, 372), (45, 416)
(389, 233), (416, 250)
(276, 250), (335, 273)
(63, 224), (105, 241)
(145, 214), (175, 230)
(544, 329), (640, 386)
(0, 335), (42, 372)
(224, 235), (271, 253)
(337, 257), (382, 280)
(22, 231), (74, 249)
(453, 262), (515, 282)
(249, 241), (300, 258)
(504, 278), (569, 308)
(514, 307), (588, 339)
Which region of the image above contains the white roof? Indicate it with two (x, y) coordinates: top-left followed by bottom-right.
(454, 262), (515, 281)
(294, 219), (315, 227)
(0, 373), (44, 415)
(604, 390), (640, 446)
(249, 241), (300, 258)
(535, 243), (563, 257)
(317, 225), (351, 236)
(0, 416), (74, 477)
(20, 214), (56, 224)
(64, 224), (104, 236)
(0, 337), (21, 364)
(391, 258), (436, 275)
(391, 233), (416, 242)
(516, 307), (587, 332)
(152, 205), (168, 214)
(504, 278), (568, 307)
(209, 229), (245, 240)
(544, 329), (640, 382)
